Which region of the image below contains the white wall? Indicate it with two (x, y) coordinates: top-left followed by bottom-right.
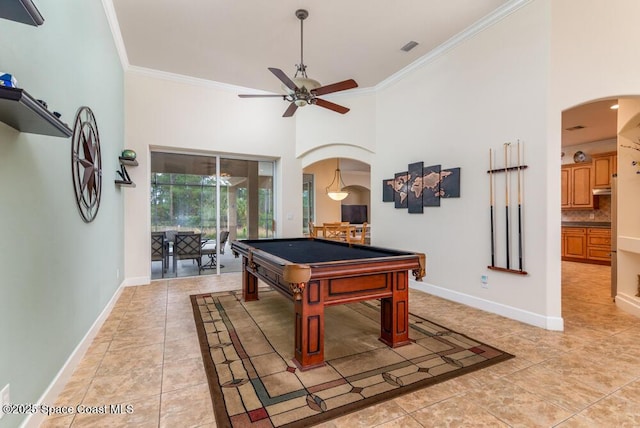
(0, 1), (124, 426)
(616, 98), (640, 316)
(550, 0), (640, 316)
(120, 0), (640, 326)
(123, 69), (300, 284)
(373, 0), (557, 328)
(296, 91), (377, 158)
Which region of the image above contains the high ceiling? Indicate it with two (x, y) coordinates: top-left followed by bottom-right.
(111, 1), (616, 148)
(112, 0), (511, 93)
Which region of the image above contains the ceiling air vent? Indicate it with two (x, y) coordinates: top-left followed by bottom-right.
(565, 125), (585, 131)
(401, 41), (419, 52)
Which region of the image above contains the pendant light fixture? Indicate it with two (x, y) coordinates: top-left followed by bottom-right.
(326, 158), (349, 201)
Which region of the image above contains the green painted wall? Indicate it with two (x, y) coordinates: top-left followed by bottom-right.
(0, 1), (124, 426)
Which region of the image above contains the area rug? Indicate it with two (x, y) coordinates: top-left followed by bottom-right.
(191, 290), (514, 428)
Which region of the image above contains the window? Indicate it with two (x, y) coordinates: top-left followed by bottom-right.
(302, 173), (314, 234)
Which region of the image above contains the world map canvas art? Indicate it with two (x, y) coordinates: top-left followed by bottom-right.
(383, 162), (460, 213)
(440, 167), (461, 198)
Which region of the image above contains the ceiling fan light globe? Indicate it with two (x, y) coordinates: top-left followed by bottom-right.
(281, 77), (321, 95)
(293, 77), (321, 92)
(294, 99), (307, 107)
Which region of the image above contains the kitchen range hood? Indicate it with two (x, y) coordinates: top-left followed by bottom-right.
(592, 188), (611, 195)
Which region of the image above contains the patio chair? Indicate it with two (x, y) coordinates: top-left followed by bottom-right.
(201, 230), (230, 269)
(201, 237), (216, 270)
(173, 233), (203, 275)
(151, 231), (166, 277)
(164, 230), (193, 267)
(218, 230), (230, 254)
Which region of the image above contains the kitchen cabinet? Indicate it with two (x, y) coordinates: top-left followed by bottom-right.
(561, 163), (597, 209)
(592, 152), (617, 188)
(562, 226), (611, 265)
(562, 227), (587, 259)
(586, 228), (611, 263)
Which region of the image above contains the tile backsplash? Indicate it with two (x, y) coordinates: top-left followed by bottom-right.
(561, 195), (611, 222)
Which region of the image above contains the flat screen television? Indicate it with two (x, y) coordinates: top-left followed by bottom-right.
(341, 205), (368, 224)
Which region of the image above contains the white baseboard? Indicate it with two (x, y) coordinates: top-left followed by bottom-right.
(616, 293), (640, 318)
(21, 282), (125, 428)
(410, 280), (564, 331)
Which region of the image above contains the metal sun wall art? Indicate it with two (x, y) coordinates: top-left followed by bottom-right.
(71, 106), (102, 223)
(383, 162), (461, 213)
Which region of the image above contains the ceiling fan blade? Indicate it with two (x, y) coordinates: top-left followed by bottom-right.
(314, 98), (350, 114)
(269, 67), (298, 92)
(312, 79), (358, 96)
(238, 94), (286, 98)
(282, 102), (298, 117)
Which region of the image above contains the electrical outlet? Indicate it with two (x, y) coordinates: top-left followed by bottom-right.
(589, 213), (595, 220)
(481, 275), (489, 289)
(0, 384), (9, 420)
(116, 268), (120, 280)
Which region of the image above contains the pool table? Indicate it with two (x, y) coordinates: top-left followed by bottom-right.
(231, 238), (426, 370)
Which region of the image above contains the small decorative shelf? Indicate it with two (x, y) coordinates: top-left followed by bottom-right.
(0, 0), (44, 26)
(115, 156), (138, 187)
(0, 87), (71, 137)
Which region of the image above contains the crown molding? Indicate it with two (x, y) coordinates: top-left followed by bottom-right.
(127, 65), (377, 99)
(101, 0), (129, 70)
(376, 0), (533, 91)
(127, 65), (266, 93)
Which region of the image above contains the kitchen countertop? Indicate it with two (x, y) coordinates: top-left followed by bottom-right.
(562, 221), (611, 228)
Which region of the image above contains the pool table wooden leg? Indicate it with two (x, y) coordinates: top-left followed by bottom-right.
(293, 279), (326, 370)
(242, 257), (259, 301)
(379, 271), (411, 347)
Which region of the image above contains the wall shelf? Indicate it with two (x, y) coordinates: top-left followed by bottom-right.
(0, 87), (71, 137)
(114, 180), (136, 188)
(119, 157), (138, 167)
(0, 0), (44, 26)
(115, 157), (138, 188)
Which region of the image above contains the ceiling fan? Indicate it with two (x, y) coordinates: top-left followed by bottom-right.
(238, 9), (358, 117)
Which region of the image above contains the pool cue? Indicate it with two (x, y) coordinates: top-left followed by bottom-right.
(504, 142), (511, 269)
(517, 141), (523, 271)
(489, 149), (495, 267)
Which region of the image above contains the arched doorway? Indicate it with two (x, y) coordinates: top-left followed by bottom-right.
(561, 96), (640, 319)
(302, 157), (371, 238)
(561, 98), (617, 313)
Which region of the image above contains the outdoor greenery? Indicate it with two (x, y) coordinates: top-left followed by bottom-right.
(151, 173), (273, 239)
(302, 173), (314, 234)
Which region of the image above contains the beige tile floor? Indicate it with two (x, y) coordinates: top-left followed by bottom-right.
(42, 261), (640, 427)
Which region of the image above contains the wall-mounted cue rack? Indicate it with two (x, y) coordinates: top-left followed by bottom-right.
(487, 141), (528, 275)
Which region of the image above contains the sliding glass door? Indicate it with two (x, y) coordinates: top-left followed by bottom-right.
(150, 152), (275, 278)
(220, 158), (275, 242)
